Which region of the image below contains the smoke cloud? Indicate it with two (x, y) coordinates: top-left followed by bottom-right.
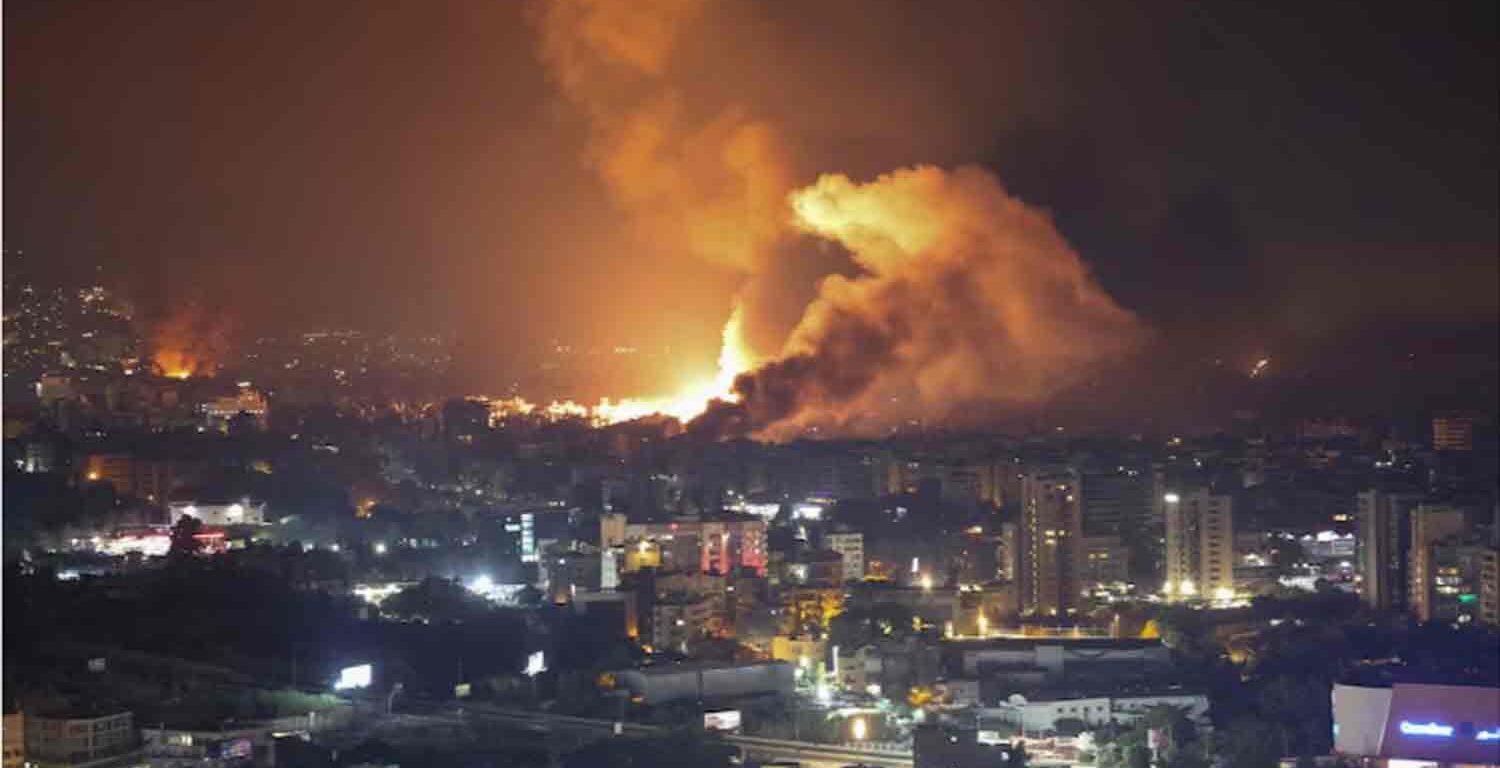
(148, 304), (232, 379)
(703, 166), (1145, 438)
(534, 1), (1145, 437)
(532, 0), (792, 278)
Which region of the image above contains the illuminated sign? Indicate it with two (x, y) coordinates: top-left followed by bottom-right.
(1399, 720), (1454, 737)
(334, 664), (372, 691)
(524, 651), (546, 677)
(1397, 720), (1500, 742)
(704, 710), (742, 731)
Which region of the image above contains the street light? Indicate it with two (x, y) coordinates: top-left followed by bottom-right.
(851, 716), (868, 742)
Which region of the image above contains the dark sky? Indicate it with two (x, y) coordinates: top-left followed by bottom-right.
(6, 0), (1496, 395)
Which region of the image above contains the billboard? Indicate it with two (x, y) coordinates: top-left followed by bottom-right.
(524, 651), (547, 677)
(334, 664), (373, 690)
(1334, 683), (1500, 764)
(704, 710), (742, 731)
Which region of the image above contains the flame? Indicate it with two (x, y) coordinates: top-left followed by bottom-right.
(149, 305), (227, 380)
(154, 349), (206, 380)
(492, 303), (753, 426)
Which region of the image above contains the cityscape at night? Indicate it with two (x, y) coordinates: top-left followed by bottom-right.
(2, 1), (1497, 767)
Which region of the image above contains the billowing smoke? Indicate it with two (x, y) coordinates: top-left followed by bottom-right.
(532, 1), (1145, 438)
(149, 303), (232, 379)
(699, 166), (1145, 438)
(531, 0), (792, 278)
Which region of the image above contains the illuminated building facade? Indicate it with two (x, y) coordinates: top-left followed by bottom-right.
(1431, 415), (1475, 452)
(599, 513), (766, 576)
(1019, 469), (1083, 617)
(1408, 505), (1467, 622)
(1162, 489), (1234, 602)
(168, 500), (266, 527)
(200, 383), (269, 431)
(823, 531), (865, 583)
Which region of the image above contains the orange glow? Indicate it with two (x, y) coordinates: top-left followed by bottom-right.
(154, 348), (204, 379)
(150, 305), (229, 380)
(490, 302), (753, 426)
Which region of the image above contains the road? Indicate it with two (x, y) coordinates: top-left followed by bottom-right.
(393, 701), (914, 768)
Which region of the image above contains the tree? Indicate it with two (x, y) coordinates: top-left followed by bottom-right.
(1217, 718), (1282, 768)
(828, 602), (918, 649)
(168, 515), (206, 561)
(382, 577), (490, 623)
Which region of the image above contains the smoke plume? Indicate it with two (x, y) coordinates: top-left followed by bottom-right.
(533, 2), (1145, 438)
(532, 0), (792, 278)
(149, 303), (232, 379)
(700, 166), (1145, 438)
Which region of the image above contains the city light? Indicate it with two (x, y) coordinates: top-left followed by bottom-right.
(851, 716), (868, 741)
(1398, 720), (1453, 737)
(334, 664), (372, 691)
(524, 651), (547, 678)
(373, 542), (387, 555)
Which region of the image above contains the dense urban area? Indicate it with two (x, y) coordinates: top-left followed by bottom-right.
(5, 0), (1498, 765)
(3, 257), (1497, 768)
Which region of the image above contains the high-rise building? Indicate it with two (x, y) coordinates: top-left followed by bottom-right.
(602, 514), (767, 576)
(1479, 546), (1500, 628)
(1408, 505), (1467, 622)
(997, 521), (1019, 583)
(1080, 468), (1150, 537)
(1019, 469), (1083, 617)
(1082, 534), (1131, 588)
(1162, 489), (1234, 602)
(1357, 489), (1423, 611)
(823, 530), (865, 583)
(1431, 415), (1475, 452)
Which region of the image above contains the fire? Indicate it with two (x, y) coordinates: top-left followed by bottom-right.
(493, 303), (753, 426)
(149, 305), (228, 380)
(154, 349), (206, 380)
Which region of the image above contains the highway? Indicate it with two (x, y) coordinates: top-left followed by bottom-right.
(393, 701), (914, 768)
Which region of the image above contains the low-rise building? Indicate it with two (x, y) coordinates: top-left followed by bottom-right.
(24, 710), (137, 767)
(168, 500), (266, 527)
(983, 689), (1210, 734)
(949, 637), (1171, 679)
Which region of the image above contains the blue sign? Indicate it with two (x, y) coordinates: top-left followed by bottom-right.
(1398, 720), (1500, 742)
(1400, 721), (1454, 737)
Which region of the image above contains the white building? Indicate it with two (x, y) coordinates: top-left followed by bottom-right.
(824, 531), (865, 583)
(169, 500), (266, 526)
(983, 690), (1210, 734)
(1163, 489), (1234, 602)
(200, 383), (269, 430)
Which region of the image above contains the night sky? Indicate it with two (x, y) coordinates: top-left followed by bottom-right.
(6, 0), (1496, 408)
